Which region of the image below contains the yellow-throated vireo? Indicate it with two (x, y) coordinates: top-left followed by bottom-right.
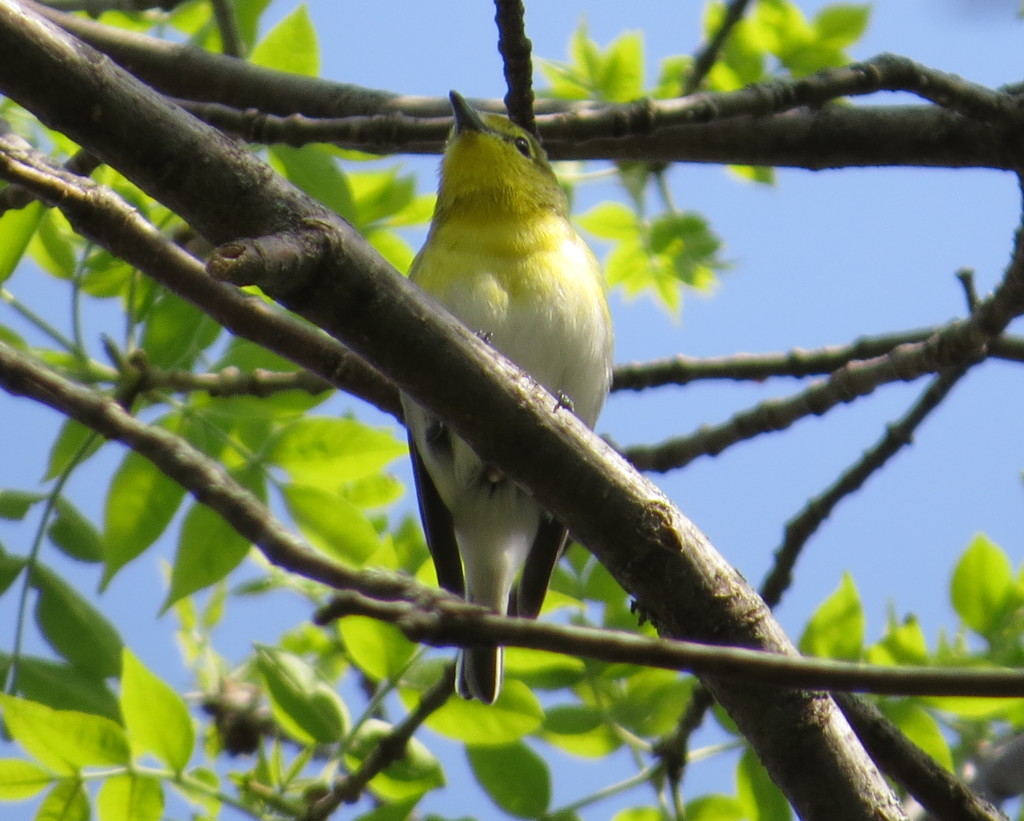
(401, 91), (613, 703)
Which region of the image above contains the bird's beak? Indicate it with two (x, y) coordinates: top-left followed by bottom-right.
(449, 90), (488, 135)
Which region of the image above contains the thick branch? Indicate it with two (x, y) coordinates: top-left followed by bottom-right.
(19, 5), (1024, 169)
(0, 4), (907, 817)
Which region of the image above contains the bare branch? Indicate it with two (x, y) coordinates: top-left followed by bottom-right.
(493, 0), (536, 134)
(761, 363), (971, 608)
(837, 694), (1005, 821)
(685, 0), (755, 95)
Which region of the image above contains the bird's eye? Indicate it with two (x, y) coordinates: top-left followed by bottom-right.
(513, 137), (531, 158)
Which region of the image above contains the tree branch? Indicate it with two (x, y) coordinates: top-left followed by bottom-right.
(760, 363), (971, 608)
(493, 0), (536, 134)
(623, 301), (1004, 472)
(0, 5), (938, 817)
(19, 4), (1024, 170)
(0, 125), (400, 418)
(612, 331), (1024, 391)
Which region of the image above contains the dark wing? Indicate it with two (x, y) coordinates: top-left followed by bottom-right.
(512, 515), (569, 619)
(408, 433), (465, 598)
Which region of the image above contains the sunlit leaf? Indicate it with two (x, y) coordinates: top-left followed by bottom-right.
(467, 741), (551, 818)
(34, 778), (89, 821)
(799, 572), (864, 661)
(879, 700), (953, 772)
(540, 704), (621, 757)
(736, 747), (792, 821)
(121, 650), (194, 773)
(951, 533), (1014, 639)
(103, 448), (187, 584)
(269, 417), (405, 485)
(0, 758), (54, 800)
(338, 616), (416, 682)
(164, 502), (251, 609)
(281, 483), (382, 565)
(250, 3), (318, 76)
(0, 200), (44, 284)
(96, 773), (163, 821)
(422, 679), (543, 744)
(0, 694), (130, 773)
(255, 645), (348, 744)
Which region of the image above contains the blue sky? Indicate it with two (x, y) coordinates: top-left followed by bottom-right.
(1, 1), (1023, 818)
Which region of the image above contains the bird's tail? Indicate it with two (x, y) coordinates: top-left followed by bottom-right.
(456, 645), (503, 704)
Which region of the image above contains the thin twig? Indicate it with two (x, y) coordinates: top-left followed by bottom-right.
(210, 0), (243, 59)
(304, 667), (455, 819)
(685, 0), (755, 94)
(0, 126), (401, 418)
(493, 0), (536, 134)
(760, 362), (973, 608)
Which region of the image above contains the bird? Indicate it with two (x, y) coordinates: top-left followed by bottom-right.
(400, 91), (613, 703)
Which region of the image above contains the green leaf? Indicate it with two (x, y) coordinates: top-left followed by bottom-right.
(48, 498), (104, 563)
(0, 489), (45, 519)
(866, 614), (929, 666)
(45, 420), (104, 481)
(341, 472), (404, 509)
(813, 4), (870, 48)
(269, 417), (405, 485)
(467, 741), (551, 818)
(250, 3), (318, 76)
(879, 700), (953, 772)
(13, 656), (119, 720)
(0, 553), (26, 596)
(35, 778), (89, 821)
(0, 758), (54, 799)
(233, 0), (274, 51)
(799, 572), (864, 661)
(685, 794), (745, 821)
(349, 169), (417, 229)
(754, 0), (812, 58)
(140, 289), (222, 370)
(255, 645), (348, 744)
(612, 669), (695, 736)
(576, 202), (639, 241)
(32, 565), (123, 679)
(164, 502), (251, 609)
(338, 616), (416, 682)
(596, 31), (644, 102)
(345, 719), (444, 801)
(269, 145), (355, 220)
(121, 650), (194, 772)
(951, 533), (1013, 638)
(540, 704), (621, 757)
(96, 773), (163, 821)
(28, 207), (77, 280)
(423, 679), (543, 744)
(365, 226), (416, 274)
(613, 809), (663, 821)
(0, 694), (130, 773)
(0, 200), (44, 284)
(653, 55), (691, 99)
(736, 747), (792, 821)
(504, 647), (585, 691)
(282, 483), (381, 566)
(103, 448), (186, 583)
